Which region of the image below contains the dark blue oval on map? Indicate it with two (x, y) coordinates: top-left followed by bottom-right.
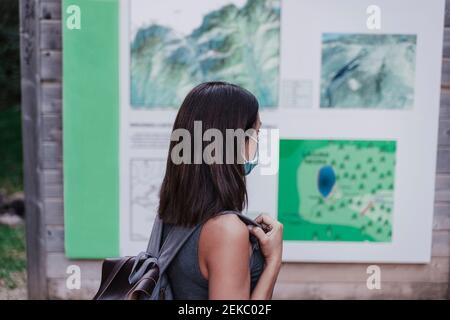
(318, 165), (336, 198)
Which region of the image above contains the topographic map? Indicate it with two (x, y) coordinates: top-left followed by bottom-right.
(278, 140), (396, 242)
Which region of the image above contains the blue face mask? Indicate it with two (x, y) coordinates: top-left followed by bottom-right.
(244, 135), (259, 176)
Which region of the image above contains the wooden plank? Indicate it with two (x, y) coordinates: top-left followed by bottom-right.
(19, 0), (48, 300)
(46, 249), (450, 283)
(273, 282), (449, 300)
(42, 184), (63, 200)
(437, 148), (450, 173)
(41, 141), (62, 169)
(438, 119), (450, 145)
(443, 58), (450, 88)
(435, 174), (450, 201)
(46, 225), (65, 252)
(40, 20), (61, 50)
(433, 203), (450, 230)
(20, 19), (38, 81)
(48, 278), (100, 300)
(41, 50), (62, 81)
(277, 257), (450, 284)
(42, 169), (63, 199)
(41, 114), (62, 142)
(446, 0), (450, 27)
(44, 198), (64, 225)
(40, 0), (61, 20)
(432, 230), (450, 257)
(48, 278), (450, 300)
(42, 82), (62, 114)
(444, 28), (450, 58)
(440, 88), (450, 119)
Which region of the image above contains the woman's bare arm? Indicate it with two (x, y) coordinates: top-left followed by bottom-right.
(199, 214), (282, 300)
(250, 260), (281, 299)
(200, 214), (251, 299)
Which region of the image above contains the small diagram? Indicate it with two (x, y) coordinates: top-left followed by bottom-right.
(320, 33), (417, 109)
(278, 139), (396, 242)
(280, 79), (313, 109)
(130, 158), (166, 241)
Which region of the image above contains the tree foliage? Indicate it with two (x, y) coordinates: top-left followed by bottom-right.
(0, 0), (20, 110)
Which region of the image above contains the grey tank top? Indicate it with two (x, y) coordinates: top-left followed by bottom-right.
(162, 222), (265, 299)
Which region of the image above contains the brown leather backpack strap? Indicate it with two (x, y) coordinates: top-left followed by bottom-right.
(93, 256), (133, 300)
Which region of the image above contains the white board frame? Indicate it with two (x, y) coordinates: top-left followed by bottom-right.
(119, 0), (445, 263)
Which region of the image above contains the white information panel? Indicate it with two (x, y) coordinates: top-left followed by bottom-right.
(119, 0), (445, 263)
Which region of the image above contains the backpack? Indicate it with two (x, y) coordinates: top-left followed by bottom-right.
(92, 211), (260, 300)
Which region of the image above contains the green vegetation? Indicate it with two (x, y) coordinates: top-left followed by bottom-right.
(0, 0), (25, 294)
(0, 106), (23, 193)
(0, 0), (20, 111)
(0, 0), (22, 193)
(0, 224), (26, 289)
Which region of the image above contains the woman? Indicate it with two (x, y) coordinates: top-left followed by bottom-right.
(158, 81), (283, 299)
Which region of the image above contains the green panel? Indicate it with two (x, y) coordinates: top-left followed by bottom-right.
(63, 0), (119, 258)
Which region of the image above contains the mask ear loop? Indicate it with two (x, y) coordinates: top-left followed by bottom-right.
(243, 134), (259, 216)
(245, 135), (259, 163)
(252, 135), (259, 164)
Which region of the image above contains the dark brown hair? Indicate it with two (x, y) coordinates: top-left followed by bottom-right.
(158, 81), (259, 226)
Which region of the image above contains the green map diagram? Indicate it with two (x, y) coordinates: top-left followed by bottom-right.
(278, 139), (396, 242)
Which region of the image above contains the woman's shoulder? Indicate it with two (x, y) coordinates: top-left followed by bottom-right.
(201, 213), (250, 247)
(199, 213), (251, 279)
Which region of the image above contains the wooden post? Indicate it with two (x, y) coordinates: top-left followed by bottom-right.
(19, 0), (48, 299)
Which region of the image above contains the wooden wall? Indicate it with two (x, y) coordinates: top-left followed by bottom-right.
(20, 0), (450, 299)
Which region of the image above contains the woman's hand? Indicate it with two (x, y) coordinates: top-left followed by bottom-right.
(248, 214), (283, 268)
